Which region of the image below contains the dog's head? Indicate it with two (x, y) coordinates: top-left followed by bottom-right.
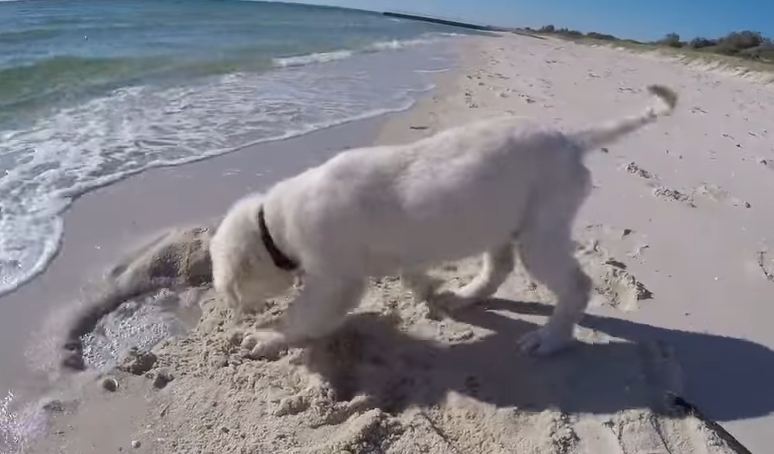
(210, 194), (295, 318)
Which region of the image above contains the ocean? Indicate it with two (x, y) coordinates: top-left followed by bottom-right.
(0, 0), (465, 298)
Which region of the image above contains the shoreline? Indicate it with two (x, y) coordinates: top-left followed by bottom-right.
(7, 33), (774, 453)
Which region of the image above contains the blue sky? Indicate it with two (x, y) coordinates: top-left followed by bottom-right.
(277, 0), (774, 42)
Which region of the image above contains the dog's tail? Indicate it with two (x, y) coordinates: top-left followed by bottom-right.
(572, 85), (678, 152)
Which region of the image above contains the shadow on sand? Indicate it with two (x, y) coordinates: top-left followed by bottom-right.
(304, 299), (774, 425)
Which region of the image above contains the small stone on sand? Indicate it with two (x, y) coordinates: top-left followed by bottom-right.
(102, 377), (119, 392)
(153, 369), (174, 389)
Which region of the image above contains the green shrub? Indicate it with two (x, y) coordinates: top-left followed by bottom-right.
(586, 31), (617, 41)
(689, 37), (717, 49)
(659, 33), (683, 48)
(557, 27), (583, 37)
(719, 30), (764, 50)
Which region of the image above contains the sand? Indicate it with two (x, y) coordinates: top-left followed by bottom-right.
(12, 33), (774, 453)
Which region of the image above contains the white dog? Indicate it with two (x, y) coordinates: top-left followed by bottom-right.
(210, 85), (677, 358)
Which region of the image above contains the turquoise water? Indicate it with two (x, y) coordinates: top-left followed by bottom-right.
(0, 0), (460, 126)
(0, 0), (464, 298)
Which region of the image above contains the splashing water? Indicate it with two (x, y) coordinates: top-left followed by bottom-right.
(0, 391), (22, 454)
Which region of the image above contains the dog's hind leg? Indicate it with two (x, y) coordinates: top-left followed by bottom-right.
(243, 275), (365, 359)
(516, 221), (591, 356)
(436, 243), (515, 310)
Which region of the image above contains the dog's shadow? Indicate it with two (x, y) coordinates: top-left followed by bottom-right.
(303, 299), (774, 422)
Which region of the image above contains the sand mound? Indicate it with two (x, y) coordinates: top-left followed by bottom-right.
(59, 224), (215, 371)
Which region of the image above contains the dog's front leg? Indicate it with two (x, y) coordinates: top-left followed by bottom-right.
(243, 275), (365, 360)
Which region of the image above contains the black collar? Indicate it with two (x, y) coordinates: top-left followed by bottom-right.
(258, 205), (299, 271)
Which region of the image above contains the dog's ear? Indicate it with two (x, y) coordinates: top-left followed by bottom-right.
(224, 191), (264, 222)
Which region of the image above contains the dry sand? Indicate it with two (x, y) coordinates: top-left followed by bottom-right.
(16, 33), (774, 453)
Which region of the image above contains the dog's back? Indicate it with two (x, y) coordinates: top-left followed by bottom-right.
(270, 86), (677, 275)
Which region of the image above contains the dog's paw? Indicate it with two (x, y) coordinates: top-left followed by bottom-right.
(518, 326), (573, 356)
(241, 331), (288, 361)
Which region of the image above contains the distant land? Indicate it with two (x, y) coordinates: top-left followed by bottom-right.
(528, 24), (774, 63)
(384, 11), (773, 65)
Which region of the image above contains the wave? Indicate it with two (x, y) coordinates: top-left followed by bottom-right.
(0, 389), (46, 454)
(0, 28), (59, 44)
(273, 50), (355, 67)
(0, 55), (153, 124)
(369, 37), (437, 51)
(0, 55), (273, 127)
(415, 68), (451, 74)
(272, 32), (459, 68)
(0, 55), (163, 100)
(0, 390), (22, 453)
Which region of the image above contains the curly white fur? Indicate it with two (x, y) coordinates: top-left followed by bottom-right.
(210, 85), (677, 358)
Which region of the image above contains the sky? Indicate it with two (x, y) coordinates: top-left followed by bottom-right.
(276, 0), (774, 42)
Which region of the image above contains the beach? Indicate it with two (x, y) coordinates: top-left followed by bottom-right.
(2, 26), (774, 454)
